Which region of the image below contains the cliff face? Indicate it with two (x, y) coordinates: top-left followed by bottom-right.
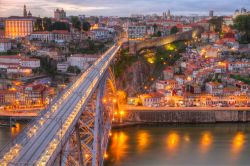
(116, 59), (151, 96)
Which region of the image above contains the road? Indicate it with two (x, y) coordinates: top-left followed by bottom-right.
(1, 44), (121, 165)
(124, 105), (250, 111)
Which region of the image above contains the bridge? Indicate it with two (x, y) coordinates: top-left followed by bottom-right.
(0, 44), (121, 166)
(0, 28), (205, 166)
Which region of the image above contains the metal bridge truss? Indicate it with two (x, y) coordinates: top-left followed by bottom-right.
(57, 69), (117, 166)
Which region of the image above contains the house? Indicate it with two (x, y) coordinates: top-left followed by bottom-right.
(205, 82), (223, 95)
(57, 62), (69, 73)
(0, 39), (11, 52)
(30, 31), (54, 42)
(52, 30), (71, 43)
(139, 92), (164, 107)
(163, 67), (174, 80)
(67, 54), (99, 70)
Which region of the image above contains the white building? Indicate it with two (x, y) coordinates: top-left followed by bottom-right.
(67, 54), (99, 70)
(0, 55), (40, 69)
(0, 39), (11, 52)
(128, 25), (147, 40)
(30, 31), (54, 42)
(57, 62), (69, 73)
(21, 58), (40, 68)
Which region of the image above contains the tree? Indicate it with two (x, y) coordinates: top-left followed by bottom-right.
(170, 26), (178, 34)
(157, 31), (162, 37)
(82, 21), (91, 31)
(52, 22), (70, 31)
(67, 66), (81, 74)
(153, 24), (158, 33)
(209, 16), (223, 33)
(43, 17), (52, 31)
(234, 15), (250, 44)
(70, 16), (81, 30)
(34, 18), (43, 31)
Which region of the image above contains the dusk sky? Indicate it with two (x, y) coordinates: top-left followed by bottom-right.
(0, 0), (249, 17)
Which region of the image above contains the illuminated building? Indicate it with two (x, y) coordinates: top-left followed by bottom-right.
(54, 8), (66, 20)
(128, 25), (146, 40)
(5, 17), (35, 39)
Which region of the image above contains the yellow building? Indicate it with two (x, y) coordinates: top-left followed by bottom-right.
(5, 17), (35, 39)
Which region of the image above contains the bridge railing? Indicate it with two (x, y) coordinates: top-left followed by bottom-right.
(0, 44), (120, 163)
(0, 72), (83, 158)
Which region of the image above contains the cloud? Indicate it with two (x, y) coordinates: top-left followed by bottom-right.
(0, 0), (249, 17)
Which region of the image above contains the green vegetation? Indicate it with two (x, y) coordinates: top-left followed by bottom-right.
(152, 41), (185, 76)
(82, 21), (91, 31)
(67, 66), (81, 74)
(113, 48), (138, 77)
(231, 74), (250, 85)
(170, 26), (179, 34)
(234, 15), (250, 44)
(0, 50), (20, 55)
(70, 16), (81, 30)
(38, 56), (57, 76)
(70, 40), (109, 54)
(52, 22), (70, 31)
(34, 17), (52, 31)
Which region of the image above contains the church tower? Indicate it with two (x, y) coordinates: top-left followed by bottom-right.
(23, 5), (27, 17)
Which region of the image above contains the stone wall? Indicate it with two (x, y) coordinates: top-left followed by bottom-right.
(126, 110), (250, 123)
(131, 27), (204, 53)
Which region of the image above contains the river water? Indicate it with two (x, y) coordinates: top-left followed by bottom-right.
(0, 123), (250, 166)
(104, 123), (250, 166)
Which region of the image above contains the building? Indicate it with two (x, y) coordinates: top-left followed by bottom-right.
(5, 17), (35, 39)
(128, 25), (147, 40)
(139, 92), (164, 107)
(57, 62), (69, 73)
(209, 10), (214, 17)
(67, 54), (99, 70)
(54, 9), (66, 20)
(0, 90), (17, 106)
(233, 8), (250, 18)
(52, 30), (71, 43)
(90, 28), (112, 40)
(0, 39), (11, 52)
(30, 31), (54, 42)
(205, 82), (223, 95)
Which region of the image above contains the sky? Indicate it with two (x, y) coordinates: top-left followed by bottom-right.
(0, 0), (249, 17)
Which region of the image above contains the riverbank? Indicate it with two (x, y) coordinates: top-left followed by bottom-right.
(116, 106), (250, 128)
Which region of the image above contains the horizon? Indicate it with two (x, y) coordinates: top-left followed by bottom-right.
(0, 0), (249, 17)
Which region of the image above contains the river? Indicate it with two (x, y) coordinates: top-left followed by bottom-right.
(104, 123), (250, 166)
(0, 123), (250, 166)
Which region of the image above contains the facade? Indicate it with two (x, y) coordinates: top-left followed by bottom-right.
(54, 9), (66, 20)
(5, 17), (35, 39)
(52, 30), (71, 42)
(128, 26), (147, 40)
(0, 39), (11, 52)
(67, 54), (98, 70)
(140, 92), (164, 107)
(57, 62), (69, 73)
(30, 31), (54, 42)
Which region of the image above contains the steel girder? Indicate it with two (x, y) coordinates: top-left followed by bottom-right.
(59, 69), (117, 166)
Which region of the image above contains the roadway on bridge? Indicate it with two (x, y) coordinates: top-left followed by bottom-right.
(1, 44), (120, 165)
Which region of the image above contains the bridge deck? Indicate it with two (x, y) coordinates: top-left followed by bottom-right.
(0, 44), (120, 165)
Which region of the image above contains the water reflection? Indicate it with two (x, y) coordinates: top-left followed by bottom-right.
(231, 132), (245, 159)
(11, 123), (21, 137)
(105, 124), (250, 166)
(110, 131), (129, 162)
(166, 132), (180, 153)
(199, 131), (213, 154)
(136, 130), (151, 153)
